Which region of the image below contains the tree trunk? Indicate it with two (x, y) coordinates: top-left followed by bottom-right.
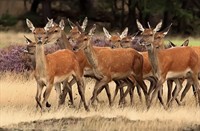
(79, 0), (93, 17)
(111, 0), (118, 28)
(42, 0), (52, 23)
(127, 0), (136, 33)
(120, 0), (125, 31)
(30, 0), (41, 13)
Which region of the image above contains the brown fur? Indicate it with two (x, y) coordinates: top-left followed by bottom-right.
(137, 20), (200, 108)
(26, 20), (89, 111)
(73, 31), (150, 106)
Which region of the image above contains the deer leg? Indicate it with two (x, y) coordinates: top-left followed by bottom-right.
(148, 78), (165, 109)
(35, 83), (44, 109)
(95, 84), (111, 105)
(129, 85), (134, 106)
(112, 80), (122, 103)
(69, 77), (77, 87)
(90, 77), (110, 107)
(119, 78), (134, 106)
(180, 79), (192, 102)
(104, 84), (112, 106)
(76, 76), (89, 111)
(192, 84), (198, 105)
(54, 83), (61, 107)
(118, 82), (130, 106)
(167, 79), (183, 107)
(166, 79), (173, 104)
(191, 74), (200, 106)
(136, 84), (142, 103)
(147, 77), (156, 96)
(157, 89), (165, 107)
(42, 82), (54, 110)
(60, 80), (74, 107)
(113, 80), (129, 105)
(112, 85), (119, 103)
(135, 77), (149, 107)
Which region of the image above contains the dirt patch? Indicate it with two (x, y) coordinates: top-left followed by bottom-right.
(1, 116), (199, 131)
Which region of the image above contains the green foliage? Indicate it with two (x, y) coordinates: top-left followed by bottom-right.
(0, 12), (17, 26)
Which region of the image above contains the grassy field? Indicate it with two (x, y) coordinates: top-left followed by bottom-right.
(0, 32), (199, 130)
(0, 73), (200, 130)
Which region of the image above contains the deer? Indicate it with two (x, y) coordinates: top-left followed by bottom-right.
(72, 24), (150, 107)
(103, 27), (173, 106)
(25, 19), (76, 108)
(26, 19), (89, 111)
(167, 40), (200, 105)
(103, 27), (144, 104)
(136, 19), (200, 109)
(23, 36), (72, 108)
(44, 17), (113, 106)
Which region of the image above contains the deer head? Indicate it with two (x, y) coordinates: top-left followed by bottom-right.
(103, 27), (129, 48)
(136, 19), (162, 48)
(45, 19), (65, 44)
(24, 35), (36, 55)
(153, 23), (172, 49)
(26, 19), (53, 45)
(72, 24), (96, 51)
(68, 17), (88, 39)
(166, 39), (189, 48)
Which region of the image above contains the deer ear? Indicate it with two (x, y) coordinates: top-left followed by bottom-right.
(44, 19), (54, 31)
(131, 31), (139, 40)
(47, 17), (53, 22)
(59, 19), (65, 30)
(68, 18), (75, 29)
(147, 22), (151, 29)
(81, 17), (88, 32)
(24, 35), (32, 45)
(136, 19), (144, 32)
(182, 39), (189, 46)
(154, 20), (163, 32)
(88, 24), (96, 36)
(168, 40), (176, 47)
(120, 27), (128, 39)
(26, 19), (35, 32)
(103, 27), (111, 39)
(163, 23), (172, 35)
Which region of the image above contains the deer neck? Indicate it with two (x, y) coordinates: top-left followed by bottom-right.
(30, 55), (36, 69)
(35, 45), (47, 78)
(83, 41), (103, 79)
(57, 31), (73, 50)
(147, 44), (160, 78)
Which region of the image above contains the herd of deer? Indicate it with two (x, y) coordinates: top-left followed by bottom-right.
(23, 17), (200, 112)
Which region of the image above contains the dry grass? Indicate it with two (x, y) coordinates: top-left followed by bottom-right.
(0, 73), (200, 130)
(0, 32), (34, 48)
(0, 32), (199, 130)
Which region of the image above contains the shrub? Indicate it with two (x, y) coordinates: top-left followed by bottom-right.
(0, 44), (60, 73)
(0, 45), (30, 72)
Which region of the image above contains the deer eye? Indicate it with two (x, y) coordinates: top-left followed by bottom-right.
(117, 40), (120, 42)
(54, 30), (58, 33)
(84, 38), (88, 41)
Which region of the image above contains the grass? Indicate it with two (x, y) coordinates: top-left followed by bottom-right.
(0, 32), (199, 130)
(0, 73), (200, 130)
(0, 32), (34, 48)
(165, 36), (200, 46)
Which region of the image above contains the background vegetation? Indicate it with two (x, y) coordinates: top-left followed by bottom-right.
(0, 0), (200, 36)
